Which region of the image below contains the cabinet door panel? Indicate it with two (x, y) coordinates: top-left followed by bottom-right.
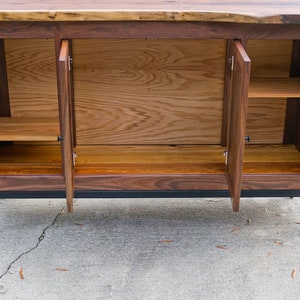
(226, 41), (251, 212)
(59, 39), (74, 213)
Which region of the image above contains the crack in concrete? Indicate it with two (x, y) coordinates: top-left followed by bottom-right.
(0, 207), (64, 281)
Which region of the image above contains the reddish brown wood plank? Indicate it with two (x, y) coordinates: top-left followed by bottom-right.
(74, 174), (228, 191)
(226, 40), (251, 212)
(58, 39), (74, 212)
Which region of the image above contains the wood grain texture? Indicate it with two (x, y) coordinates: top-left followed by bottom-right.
(74, 174), (228, 191)
(244, 145), (300, 174)
(0, 175), (65, 191)
(0, 0), (300, 23)
(73, 39), (225, 145)
(0, 145), (62, 175)
(241, 174), (300, 190)
(5, 39), (58, 118)
(242, 145), (300, 190)
(246, 98), (286, 144)
(226, 41), (251, 212)
(58, 39), (74, 212)
(74, 145), (227, 191)
(247, 40), (292, 78)
(75, 145), (226, 175)
(249, 78), (300, 98)
(0, 117), (59, 141)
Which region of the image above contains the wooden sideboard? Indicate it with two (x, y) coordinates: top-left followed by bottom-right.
(1, 1), (300, 212)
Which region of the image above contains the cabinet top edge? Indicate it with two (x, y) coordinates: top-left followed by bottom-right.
(1, 1), (300, 24)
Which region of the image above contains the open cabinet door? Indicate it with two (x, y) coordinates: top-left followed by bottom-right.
(58, 40), (74, 212)
(226, 40), (251, 212)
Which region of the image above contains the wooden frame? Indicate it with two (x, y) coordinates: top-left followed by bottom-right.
(0, 3), (300, 212)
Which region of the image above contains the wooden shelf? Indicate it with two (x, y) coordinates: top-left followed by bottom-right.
(0, 145), (62, 175)
(249, 77), (300, 98)
(0, 117), (59, 141)
(75, 145), (226, 175)
(243, 144), (300, 174)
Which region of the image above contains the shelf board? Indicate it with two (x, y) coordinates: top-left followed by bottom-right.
(243, 144), (300, 174)
(75, 145), (226, 175)
(0, 145), (62, 175)
(249, 77), (300, 98)
(0, 117), (59, 141)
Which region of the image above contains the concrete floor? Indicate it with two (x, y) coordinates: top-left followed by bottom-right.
(1, 197), (300, 299)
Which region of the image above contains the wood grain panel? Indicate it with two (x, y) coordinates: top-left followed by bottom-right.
(73, 39), (226, 145)
(246, 98), (286, 144)
(5, 39), (58, 118)
(247, 40), (292, 78)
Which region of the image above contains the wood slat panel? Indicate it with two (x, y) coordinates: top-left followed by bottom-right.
(0, 117), (59, 141)
(73, 39), (225, 145)
(5, 39), (58, 118)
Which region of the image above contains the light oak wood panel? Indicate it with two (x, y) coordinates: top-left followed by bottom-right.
(246, 98), (286, 144)
(73, 39), (225, 145)
(249, 78), (300, 98)
(0, 145), (62, 175)
(75, 145), (226, 175)
(0, 0), (300, 23)
(5, 39), (58, 118)
(247, 40), (292, 78)
(243, 144), (300, 174)
(0, 117), (59, 141)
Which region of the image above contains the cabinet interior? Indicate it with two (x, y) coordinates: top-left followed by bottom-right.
(0, 37), (300, 211)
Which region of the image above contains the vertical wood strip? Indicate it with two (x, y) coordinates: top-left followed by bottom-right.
(58, 39), (74, 213)
(0, 39), (10, 117)
(226, 40), (251, 212)
(221, 40), (234, 147)
(283, 40), (300, 150)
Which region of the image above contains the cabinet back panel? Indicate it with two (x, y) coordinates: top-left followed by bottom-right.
(73, 39), (226, 145)
(246, 40), (292, 144)
(5, 39), (58, 118)
(247, 40), (292, 78)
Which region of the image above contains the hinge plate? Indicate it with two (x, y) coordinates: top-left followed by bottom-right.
(73, 152), (77, 167)
(68, 56), (73, 71)
(224, 150), (228, 165)
(229, 55), (234, 71)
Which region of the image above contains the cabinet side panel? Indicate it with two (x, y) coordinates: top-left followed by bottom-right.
(73, 39), (226, 145)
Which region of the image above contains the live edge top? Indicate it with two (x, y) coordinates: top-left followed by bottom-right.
(0, 0), (300, 24)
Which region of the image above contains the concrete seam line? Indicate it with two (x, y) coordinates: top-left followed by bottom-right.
(0, 207), (65, 281)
